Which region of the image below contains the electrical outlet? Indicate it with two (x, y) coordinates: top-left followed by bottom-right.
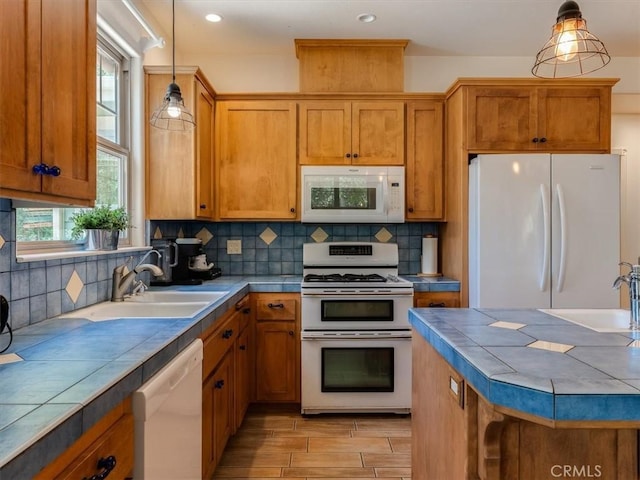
(227, 239), (242, 255)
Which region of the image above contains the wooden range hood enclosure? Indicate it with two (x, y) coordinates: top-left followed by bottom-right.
(295, 39), (409, 92)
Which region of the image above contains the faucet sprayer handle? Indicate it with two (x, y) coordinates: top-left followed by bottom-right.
(620, 262), (634, 271)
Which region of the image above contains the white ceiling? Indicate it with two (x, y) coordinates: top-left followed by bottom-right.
(131, 0), (640, 58)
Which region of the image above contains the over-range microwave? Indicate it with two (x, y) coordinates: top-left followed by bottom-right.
(301, 166), (405, 223)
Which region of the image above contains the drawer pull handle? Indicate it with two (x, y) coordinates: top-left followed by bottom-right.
(215, 379), (225, 389)
(242, 307), (251, 314)
(222, 329), (233, 339)
(239, 345), (247, 350)
(83, 455), (116, 480)
(428, 302), (446, 308)
(288, 330), (294, 336)
(268, 303), (284, 309)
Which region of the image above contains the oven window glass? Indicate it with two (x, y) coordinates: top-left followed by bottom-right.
(321, 300), (394, 322)
(321, 347), (394, 392)
(310, 186), (377, 210)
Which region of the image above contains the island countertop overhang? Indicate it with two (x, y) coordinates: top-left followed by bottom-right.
(409, 307), (640, 423)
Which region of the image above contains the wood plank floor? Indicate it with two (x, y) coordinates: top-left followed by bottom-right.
(212, 409), (411, 479)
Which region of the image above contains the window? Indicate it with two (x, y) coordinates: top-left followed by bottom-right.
(16, 35), (130, 249)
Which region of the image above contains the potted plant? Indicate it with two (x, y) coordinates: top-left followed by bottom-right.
(71, 205), (130, 250)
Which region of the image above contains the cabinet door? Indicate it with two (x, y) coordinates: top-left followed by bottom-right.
(299, 101), (352, 165)
(0, 0), (41, 194)
(538, 87), (611, 152)
(255, 321), (298, 402)
(195, 79), (215, 218)
(217, 101), (297, 219)
(406, 101), (444, 220)
(235, 324), (251, 428)
(202, 349), (234, 478)
(40, 0), (96, 201)
(351, 102), (405, 165)
(466, 86), (537, 151)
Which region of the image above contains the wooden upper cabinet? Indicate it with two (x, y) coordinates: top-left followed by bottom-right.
(0, 0), (96, 206)
(299, 101), (405, 165)
(405, 100), (444, 221)
(465, 81), (614, 152)
(145, 67), (215, 220)
(216, 101), (297, 220)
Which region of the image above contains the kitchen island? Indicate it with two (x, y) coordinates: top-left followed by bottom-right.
(410, 308), (640, 480)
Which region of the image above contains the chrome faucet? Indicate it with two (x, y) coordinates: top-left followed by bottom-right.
(111, 251), (164, 302)
(613, 261), (640, 330)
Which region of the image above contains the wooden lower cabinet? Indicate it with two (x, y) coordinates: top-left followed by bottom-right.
(254, 293), (300, 403)
(201, 294), (252, 478)
(36, 399), (133, 480)
(203, 348), (234, 477)
(413, 336), (638, 480)
(414, 291), (460, 308)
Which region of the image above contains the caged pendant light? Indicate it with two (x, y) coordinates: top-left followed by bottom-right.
(150, 0), (195, 130)
(532, 1), (610, 78)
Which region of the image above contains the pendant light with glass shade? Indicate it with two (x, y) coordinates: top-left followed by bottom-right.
(150, 0), (195, 130)
(532, 1), (610, 78)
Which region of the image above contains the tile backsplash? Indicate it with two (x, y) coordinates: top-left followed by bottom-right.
(0, 197), (438, 330)
(150, 220), (438, 276)
(0, 199), (149, 330)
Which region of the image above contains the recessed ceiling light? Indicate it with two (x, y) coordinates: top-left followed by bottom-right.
(205, 13), (223, 23)
(357, 13), (377, 23)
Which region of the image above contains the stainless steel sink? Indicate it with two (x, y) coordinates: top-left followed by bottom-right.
(539, 308), (632, 332)
(63, 301), (211, 321)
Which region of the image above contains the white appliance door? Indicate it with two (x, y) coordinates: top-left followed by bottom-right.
(469, 154), (551, 308)
(550, 154), (620, 308)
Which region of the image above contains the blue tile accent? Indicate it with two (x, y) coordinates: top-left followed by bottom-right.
(11, 270), (29, 300)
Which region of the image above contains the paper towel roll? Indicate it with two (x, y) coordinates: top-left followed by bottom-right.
(421, 236), (438, 275)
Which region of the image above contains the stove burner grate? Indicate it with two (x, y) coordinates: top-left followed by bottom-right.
(303, 273), (388, 283)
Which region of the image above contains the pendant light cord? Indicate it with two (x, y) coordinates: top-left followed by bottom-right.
(172, 0), (176, 84)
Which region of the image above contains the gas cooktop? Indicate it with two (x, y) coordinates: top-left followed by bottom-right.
(303, 273), (388, 283)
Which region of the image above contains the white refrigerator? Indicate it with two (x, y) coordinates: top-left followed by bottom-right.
(469, 154), (620, 309)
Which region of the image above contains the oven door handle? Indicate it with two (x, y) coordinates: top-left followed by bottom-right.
(301, 292), (414, 298)
(301, 331), (411, 340)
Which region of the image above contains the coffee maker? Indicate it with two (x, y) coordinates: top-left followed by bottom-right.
(150, 238), (220, 286)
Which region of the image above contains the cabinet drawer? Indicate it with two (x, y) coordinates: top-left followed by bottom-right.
(52, 414), (134, 480)
(256, 298), (297, 320)
(203, 313), (240, 379)
(414, 291), (460, 308)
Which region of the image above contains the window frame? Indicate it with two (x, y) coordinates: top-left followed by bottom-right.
(16, 31), (132, 254)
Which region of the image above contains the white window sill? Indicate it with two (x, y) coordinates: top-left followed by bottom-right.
(16, 246), (152, 263)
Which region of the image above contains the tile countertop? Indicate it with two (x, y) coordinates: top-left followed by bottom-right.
(0, 276), (288, 479)
(0, 274), (459, 478)
(409, 308), (640, 423)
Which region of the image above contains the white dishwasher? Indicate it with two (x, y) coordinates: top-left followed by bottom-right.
(133, 338), (203, 480)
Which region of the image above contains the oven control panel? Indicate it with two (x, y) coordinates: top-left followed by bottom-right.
(329, 244), (372, 256)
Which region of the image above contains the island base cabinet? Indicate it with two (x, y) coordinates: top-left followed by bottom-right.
(413, 337), (639, 480)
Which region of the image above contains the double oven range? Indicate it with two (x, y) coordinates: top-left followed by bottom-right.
(301, 242), (414, 414)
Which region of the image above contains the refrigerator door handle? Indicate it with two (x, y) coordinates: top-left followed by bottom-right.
(540, 184), (550, 292)
(556, 183), (568, 292)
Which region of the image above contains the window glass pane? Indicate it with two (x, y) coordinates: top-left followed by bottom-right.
(97, 104), (117, 142)
(98, 50), (118, 111)
(96, 148), (123, 206)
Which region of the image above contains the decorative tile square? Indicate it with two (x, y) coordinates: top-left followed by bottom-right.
(0, 234), (5, 250)
(65, 270), (84, 304)
(177, 228), (185, 238)
(196, 227), (214, 245)
(375, 227), (393, 243)
(490, 321), (527, 330)
(153, 227), (162, 239)
(527, 340), (574, 353)
(0, 353), (23, 365)
(310, 227), (328, 243)
(259, 227), (278, 246)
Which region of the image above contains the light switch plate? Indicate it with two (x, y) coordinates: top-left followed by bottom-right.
(227, 239), (242, 255)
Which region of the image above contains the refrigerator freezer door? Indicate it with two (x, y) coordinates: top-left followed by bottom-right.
(550, 154), (620, 308)
(469, 154), (551, 308)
